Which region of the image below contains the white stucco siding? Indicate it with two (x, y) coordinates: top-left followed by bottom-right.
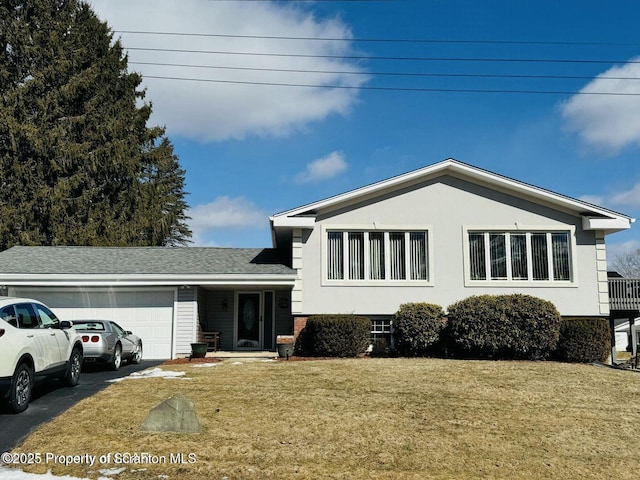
(298, 175), (602, 317)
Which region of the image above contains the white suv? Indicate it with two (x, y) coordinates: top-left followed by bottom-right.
(0, 297), (83, 413)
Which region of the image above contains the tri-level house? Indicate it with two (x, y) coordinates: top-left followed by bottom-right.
(0, 159), (634, 359)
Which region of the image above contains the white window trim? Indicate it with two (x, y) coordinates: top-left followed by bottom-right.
(321, 225), (435, 287)
(371, 318), (392, 334)
(462, 225), (579, 287)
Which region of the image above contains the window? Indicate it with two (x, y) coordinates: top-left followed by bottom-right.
(36, 304), (60, 328)
(552, 233), (570, 281)
(468, 231), (571, 282)
(510, 233), (528, 280)
(469, 233), (486, 281)
(327, 230), (429, 281)
(371, 318), (392, 342)
(349, 232), (365, 280)
(410, 232), (428, 280)
(0, 305), (17, 327)
(327, 232), (344, 280)
(369, 232), (385, 280)
(111, 322), (125, 336)
(15, 303), (39, 329)
(73, 321), (106, 331)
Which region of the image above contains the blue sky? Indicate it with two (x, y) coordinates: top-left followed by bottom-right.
(87, 0), (639, 263)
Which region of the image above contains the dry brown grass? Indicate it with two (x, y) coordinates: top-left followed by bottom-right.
(9, 358), (640, 479)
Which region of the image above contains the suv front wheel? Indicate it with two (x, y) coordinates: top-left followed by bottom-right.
(63, 347), (82, 387)
(8, 363), (33, 414)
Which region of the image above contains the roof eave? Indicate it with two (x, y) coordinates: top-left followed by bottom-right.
(269, 159), (634, 228)
(270, 215), (316, 229)
(0, 273), (297, 288)
(582, 215), (635, 234)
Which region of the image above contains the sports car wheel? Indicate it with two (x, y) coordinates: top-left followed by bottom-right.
(64, 347), (82, 387)
(110, 344), (122, 371)
(8, 363), (33, 414)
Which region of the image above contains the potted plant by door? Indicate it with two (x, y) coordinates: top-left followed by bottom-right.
(276, 335), (295, 360)
(190, 342), (208, 359)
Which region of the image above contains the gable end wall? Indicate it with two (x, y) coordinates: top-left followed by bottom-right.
(295, 175), (603, 317)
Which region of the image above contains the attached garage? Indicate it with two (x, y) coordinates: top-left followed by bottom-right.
(0, 246), (296, 358)
(10, 287), (176, 360)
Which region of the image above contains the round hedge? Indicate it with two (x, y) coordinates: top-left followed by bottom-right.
(298, 315), (371, 357)
(556, 317), (611, 363)
(445, 294), (561, 360)
(392, 302), (446, 356)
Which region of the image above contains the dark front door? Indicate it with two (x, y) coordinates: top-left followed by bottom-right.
(236, 293), (261, 349)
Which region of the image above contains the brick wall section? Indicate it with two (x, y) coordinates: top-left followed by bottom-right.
(294, 317), (308, 339)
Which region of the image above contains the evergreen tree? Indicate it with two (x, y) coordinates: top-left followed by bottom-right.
(0, 0), (191, 249)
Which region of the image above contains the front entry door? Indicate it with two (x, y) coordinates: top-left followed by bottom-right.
(236, 293), (261, 349)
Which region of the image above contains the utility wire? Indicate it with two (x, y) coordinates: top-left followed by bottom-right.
(141, 74), (640, 95)
(126, 47), (640, 65)
(130, 60), (640, 81)
(115, 30), (638, 48)
(194, 0), (392, 2)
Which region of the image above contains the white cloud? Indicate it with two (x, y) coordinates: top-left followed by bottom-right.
(295, 151), (348, 183)
(560, 57), (640, 154)
(610, 182), (640, 207)
(88, 0), (367, 142)
(187, 196), (266, 245)
(578, 194), (605, 206)
(582, 182), (640, 211)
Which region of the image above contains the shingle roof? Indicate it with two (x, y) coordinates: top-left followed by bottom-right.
(0, 246), (295, 276)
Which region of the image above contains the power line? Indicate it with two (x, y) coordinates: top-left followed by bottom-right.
(115, 30), (638, 48)
(126, 46), (639, 65)
(141, 74), (640, 95)
(130, 60), (640, 81)
(195, 0), (392, 2)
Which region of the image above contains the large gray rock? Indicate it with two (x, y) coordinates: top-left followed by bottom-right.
(141, 393), (200, 433)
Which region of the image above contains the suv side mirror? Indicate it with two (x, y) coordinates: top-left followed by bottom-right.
(59, 320), (73, 329)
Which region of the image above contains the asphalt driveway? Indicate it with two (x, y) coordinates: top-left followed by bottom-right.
(0, 360), (163, 453)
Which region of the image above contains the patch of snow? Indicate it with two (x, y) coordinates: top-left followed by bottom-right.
(0, 466), (90, 480)
(191, 363), (220, 368)
(261, 359), (277, 363)
(107, 367), (186, 383)
(97, 467), (126, 476)
(232, 362), (243, 365)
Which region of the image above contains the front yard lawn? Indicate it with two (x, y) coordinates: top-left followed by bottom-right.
(9, 358), (640, 479)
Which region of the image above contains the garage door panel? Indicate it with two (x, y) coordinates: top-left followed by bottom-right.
(13, 288), (175, 360)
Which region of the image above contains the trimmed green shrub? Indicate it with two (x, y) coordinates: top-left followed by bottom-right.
(556, 317), (611, 363)
(392, 302), (446, 356)
(370, 337), (391, 357)
(445, 294), (561, 360)
(302, 315), (371, 357)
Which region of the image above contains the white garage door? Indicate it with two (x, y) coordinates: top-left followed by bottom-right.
(13, 288), (175, 360)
